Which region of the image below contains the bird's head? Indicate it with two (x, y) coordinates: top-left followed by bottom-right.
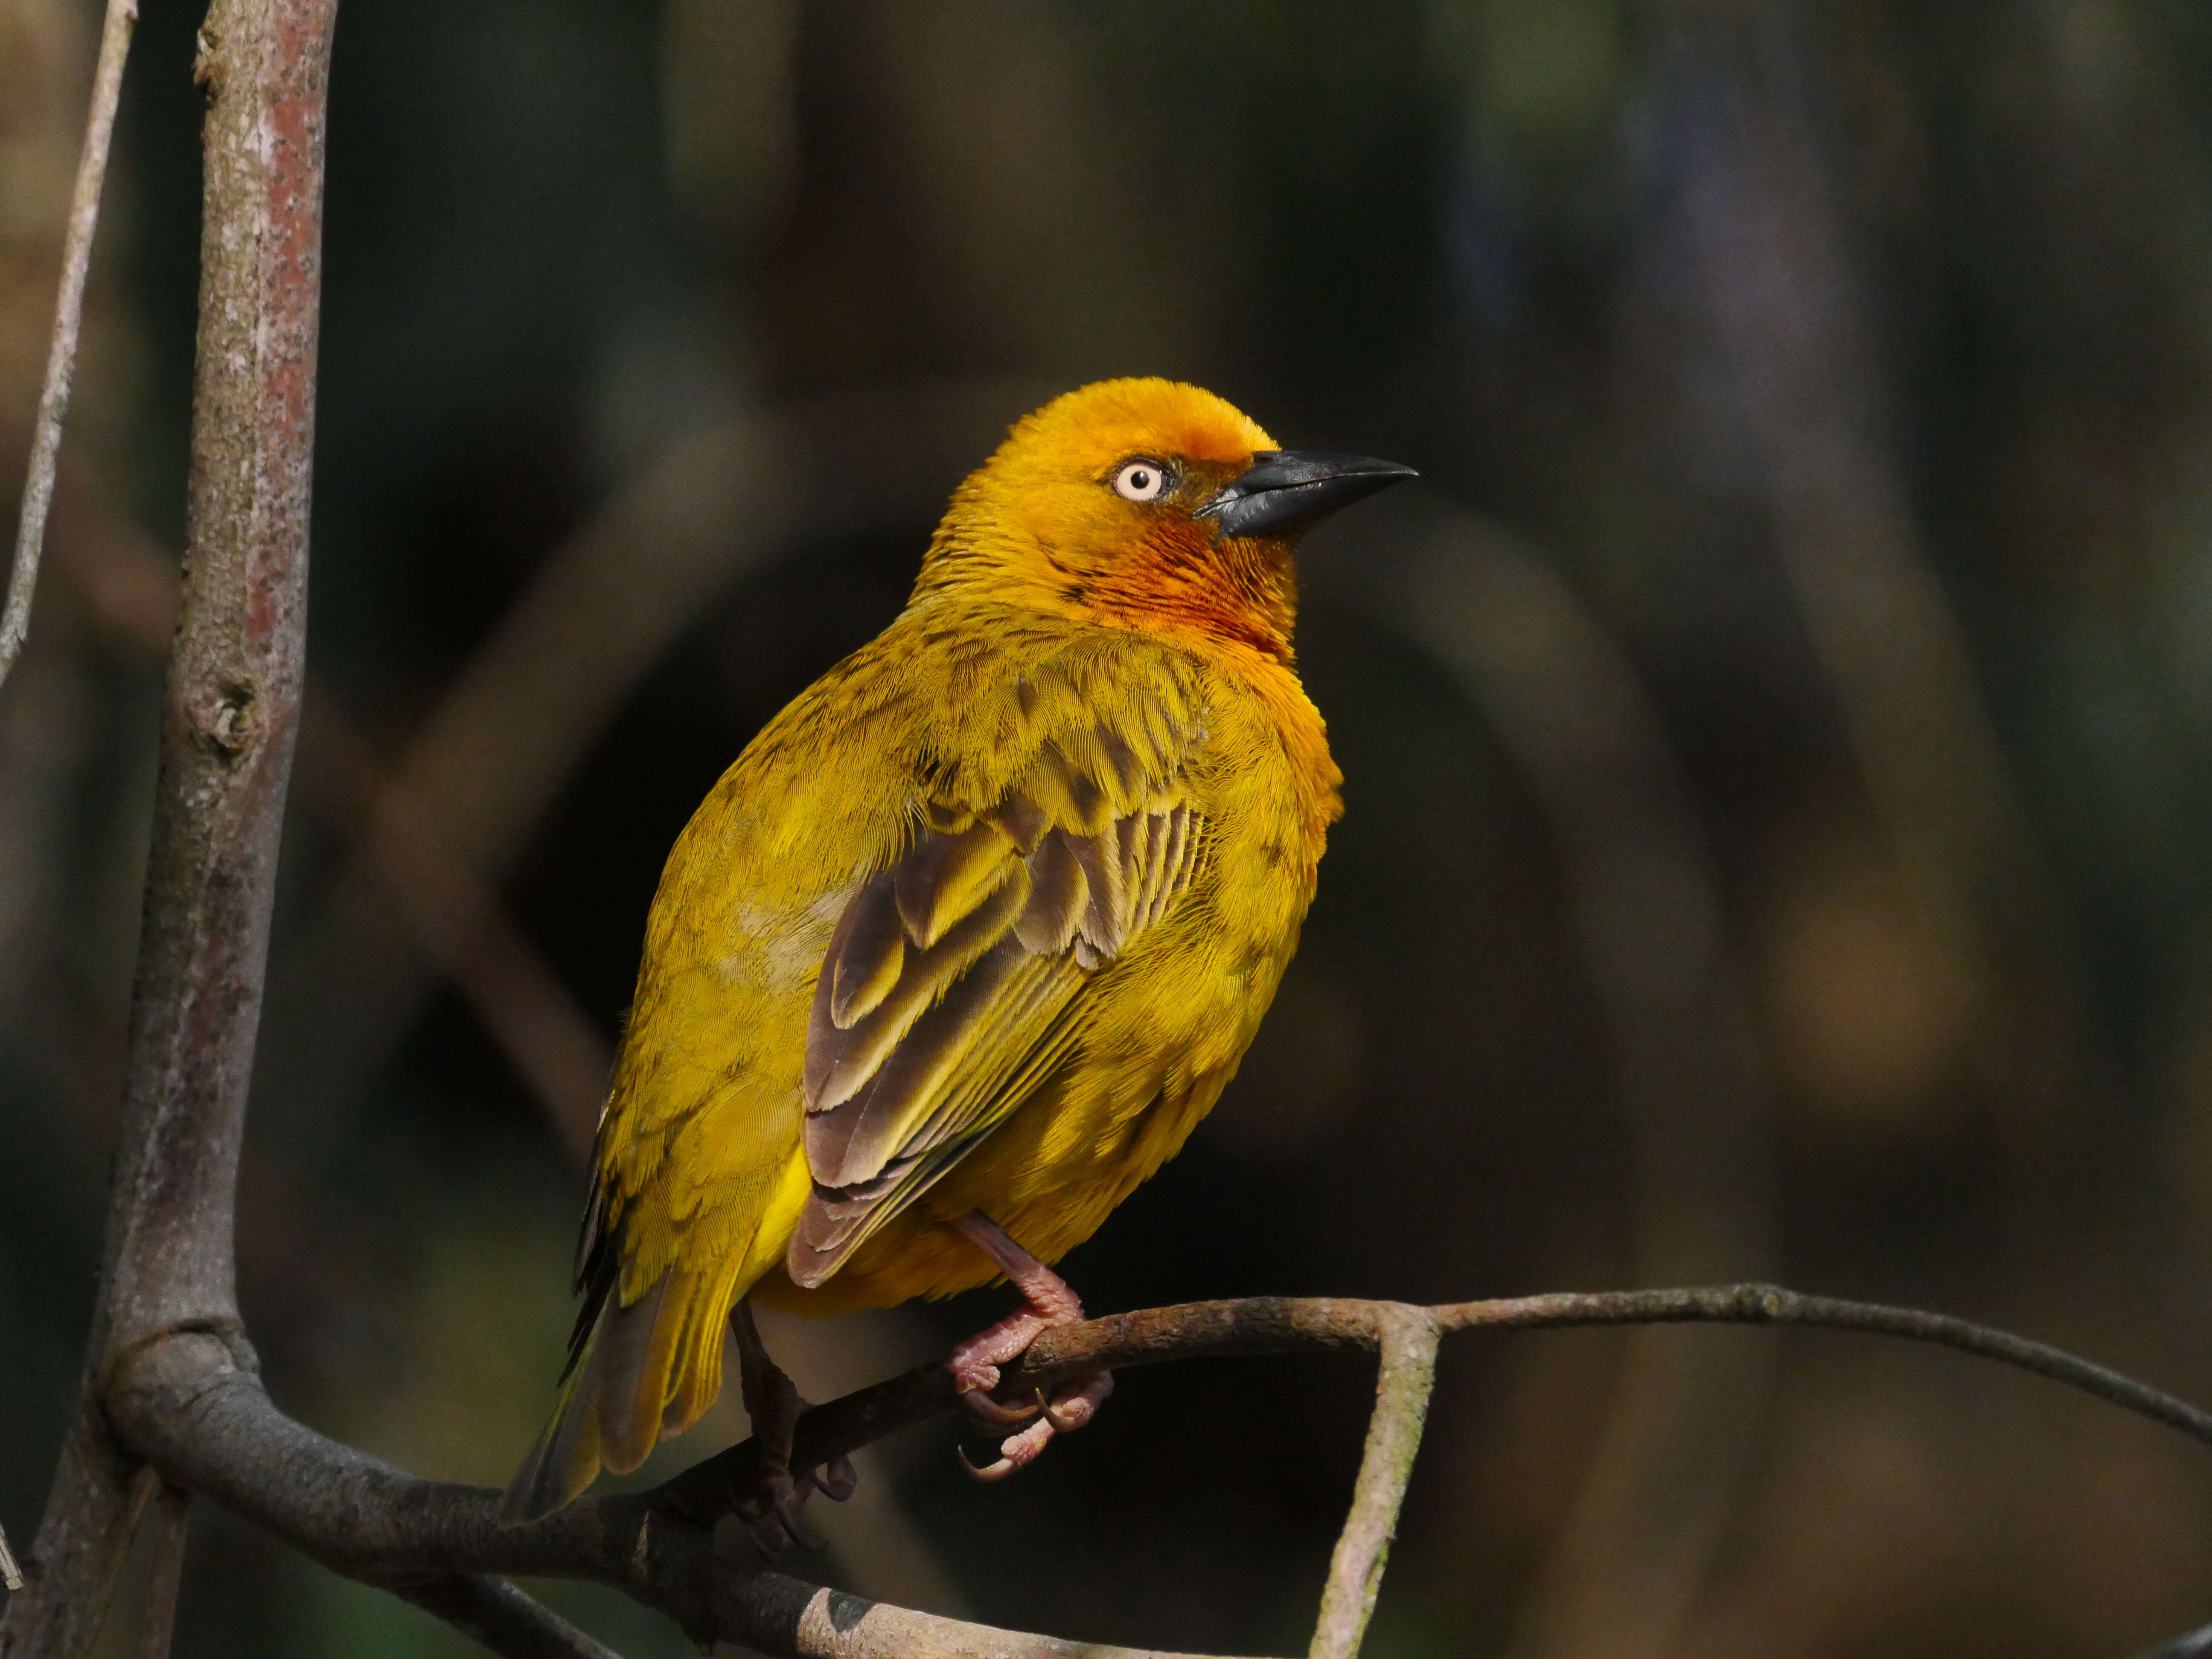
(915, 378), (1414, 662)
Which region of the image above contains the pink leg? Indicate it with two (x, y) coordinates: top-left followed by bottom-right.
(946, 1212), (1116, 1482)
(731, 1301), (856, 1554)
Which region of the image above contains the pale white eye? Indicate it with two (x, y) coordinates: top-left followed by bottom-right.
(1112, 460), (1168, 502)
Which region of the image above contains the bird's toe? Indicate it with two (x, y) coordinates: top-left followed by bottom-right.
(963, 1384), (1043, 1429)
(961, 1415), (1058, 1483)
(947, 1307), (1051, 1391)
(1043, 1368), (1113, 1433)
(812, 1455), (858, 1503)
(948, 1353), (1003, 1395)
(737, 1468), (825, 1557)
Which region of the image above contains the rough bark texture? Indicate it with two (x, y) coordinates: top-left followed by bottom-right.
(0, 1), (334, 1651)
(1309, 1307), (1440, 1659)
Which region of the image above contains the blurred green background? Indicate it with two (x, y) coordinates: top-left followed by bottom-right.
(8, 1), (2212, 1655)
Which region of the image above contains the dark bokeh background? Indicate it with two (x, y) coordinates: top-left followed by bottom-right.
(9, 1), (2212, 1655)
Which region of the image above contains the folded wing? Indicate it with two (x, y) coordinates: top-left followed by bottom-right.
(788, 728), (1202, 1286)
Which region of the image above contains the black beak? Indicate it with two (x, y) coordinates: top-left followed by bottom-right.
(1199, 449), (1417, 540)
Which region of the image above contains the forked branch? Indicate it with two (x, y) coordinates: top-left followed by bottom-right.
(93, 1277), (2212, 1659)
(1309, 1306), (1438, 1659)
(0, 1), (331, 1653)
(658, 1281), (2212, 1525)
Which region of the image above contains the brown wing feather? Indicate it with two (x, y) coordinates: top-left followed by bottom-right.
(803, 862), (1029, 1114)
(1013, 832), (1087, 954)
(894, 819), (1011, 948)
(787, 731), (1206, 1289)
(827, 874), (905, 1027)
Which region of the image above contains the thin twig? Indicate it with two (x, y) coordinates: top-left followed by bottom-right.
(662, 1282), (2212, 1519)
(0, 1514), (22, 1593)
(0, 0), (138, 695)
(1309, 1306), (1440, 1659)
(1429, 1285), (2212, 1449)
(137, 1486), (189, 1659)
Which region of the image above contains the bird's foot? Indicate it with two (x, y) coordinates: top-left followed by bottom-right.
(946, 1212), (1116, 1482)
(730, 1301), (856, 1555)
(960, 1367), (1115, 1481)
(729, 1449), (858, 1555)
(736, 1463), (818, 1555)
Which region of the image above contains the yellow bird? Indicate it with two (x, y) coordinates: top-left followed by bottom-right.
(506, 378), (1412, 1530)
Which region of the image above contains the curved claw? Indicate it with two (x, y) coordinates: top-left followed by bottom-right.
(768, 1512), (825, 1554)
(812, 1455), (858, 1503)
(739, 1473), (825, 1557)
(961, 1413), (1057, 1484)
(778, 1501), (825, 1553)
(963, 1385), (1045, 1429)
(957, 1444), (1013, 1483)
(1044, 1368), (1114, 1433)
(944, 1214), (1123, 1484)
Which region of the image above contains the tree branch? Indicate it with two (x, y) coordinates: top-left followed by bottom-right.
(4, 12), (605, 1646)
(103, 1331), (1226, 1659)
(1309, 1306), (1438, 1659)
(1432, 1284), (2212, 1446)
(0, 0), (137, 695)
(86, 1280), (2212, 1659)
(0, 2), (333, 1653)
(658, 1282), (2212, 1524)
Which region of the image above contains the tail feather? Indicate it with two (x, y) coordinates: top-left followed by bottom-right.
(501, 1270), (728, 1522)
